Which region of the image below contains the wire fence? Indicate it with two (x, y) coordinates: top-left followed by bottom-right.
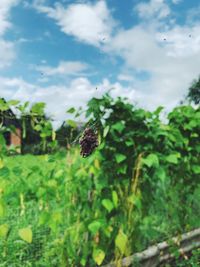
(0, 204), (50, 267)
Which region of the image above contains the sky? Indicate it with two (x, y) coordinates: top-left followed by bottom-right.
(0, 0), (200, 125)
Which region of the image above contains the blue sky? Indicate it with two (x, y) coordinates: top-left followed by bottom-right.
(0, 0), (200, 124)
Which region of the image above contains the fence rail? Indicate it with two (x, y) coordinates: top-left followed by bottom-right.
(103, 228), (200, 267)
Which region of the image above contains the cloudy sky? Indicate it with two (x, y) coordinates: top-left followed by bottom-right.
(0, 0), (200, 124)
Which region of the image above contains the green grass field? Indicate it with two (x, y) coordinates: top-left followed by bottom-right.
(0, 151), (85, 266)
(0, 151), (200, 267)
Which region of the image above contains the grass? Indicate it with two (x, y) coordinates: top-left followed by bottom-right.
(0, 151), (81, 266)
(0, 150), (200, 266)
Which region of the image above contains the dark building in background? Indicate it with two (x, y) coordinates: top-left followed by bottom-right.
(0, 100), (22, 152)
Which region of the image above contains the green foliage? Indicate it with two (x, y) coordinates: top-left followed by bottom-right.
(56, 122), (80, 148)
(187, 76), (200, 105)
(68, 93), (200, 265)
(66, 107), (76, 114)
(115, 230), (128, 254)
(18, 227), (33, 243)
(164, 248), (200, 267)
(0, 99), (62, 155)
(0, 94), (199, 266)
(30, 102), (46, 115)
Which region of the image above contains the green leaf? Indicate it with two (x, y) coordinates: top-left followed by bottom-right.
(7, 100), (20, 106)
(125, 140), (134, 147)
(191, 133), (198, 138)
(39, 212), (50, 225)
(34, 125), (42, 131)
(154, 106), (164, 116)
(142, 154), (159, 167)
(115, 153), (127, 163)
(0, 99), (9, 111)
(117, 165), (127, 174)
(92, 248), (105, 266)
(31, 102), (45, 114)
(54, 169), (64, 178)
(88, 221), (102, 234)
(0, 201), (5, 217)
(66, 120), (77, 128)
(0, 224), (9, 238)
(165, 154), (180, 164)
(18, 227), (32, 243)
(66, 107), (76, 114)
(102, 199), (114, 213)
(192, 165), (200, 174)
(103, 125), (110, 137)
(80, 257), (87, 266)
(127, 193), (136, 204)
(115, 230), (128, 254)
(112, 191), (118, 208)
(112, 122), (125, 133)
(52, 211), (62, 223)
(17, 101), (29, 112)
(128, 194), (142, 210)
(52, 131), (56, 141)
(156, 168), (166, 182)
(185, 120), (198, 130)
(0, 159), (4, 169)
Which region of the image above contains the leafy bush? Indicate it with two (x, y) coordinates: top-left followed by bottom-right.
(58, 94), (200, 266)
(0, 95), (199, 266)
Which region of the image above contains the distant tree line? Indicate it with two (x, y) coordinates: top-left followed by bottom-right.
(186, 76), (200, 105)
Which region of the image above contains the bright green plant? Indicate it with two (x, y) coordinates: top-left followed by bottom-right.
(0, 95), (199, 266)
(60, 94), (200, 266)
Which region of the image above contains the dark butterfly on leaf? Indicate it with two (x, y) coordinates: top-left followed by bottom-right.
(79, 127), (99, 157)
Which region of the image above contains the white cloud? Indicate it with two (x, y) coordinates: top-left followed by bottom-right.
(135, 0), (170, 20)
(0, 40), (15, 68)
(33, 0), (115, 46)
(35, 61), (89, 76)
(171, 0), (182, 4)
(0, 75), (141, 127)
(117, 74), (134, 82)
(0, 0), (19, 68)
(0, 0), (19, 35)
(104, 16), (200, 109)
(1, 0), (199, 122)
(0, 76), (35, 93)
(186, 5), (200, 25)
(157, 24), (200, 57)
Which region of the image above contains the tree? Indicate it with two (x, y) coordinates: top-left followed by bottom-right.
(187, 77), (200, 104)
